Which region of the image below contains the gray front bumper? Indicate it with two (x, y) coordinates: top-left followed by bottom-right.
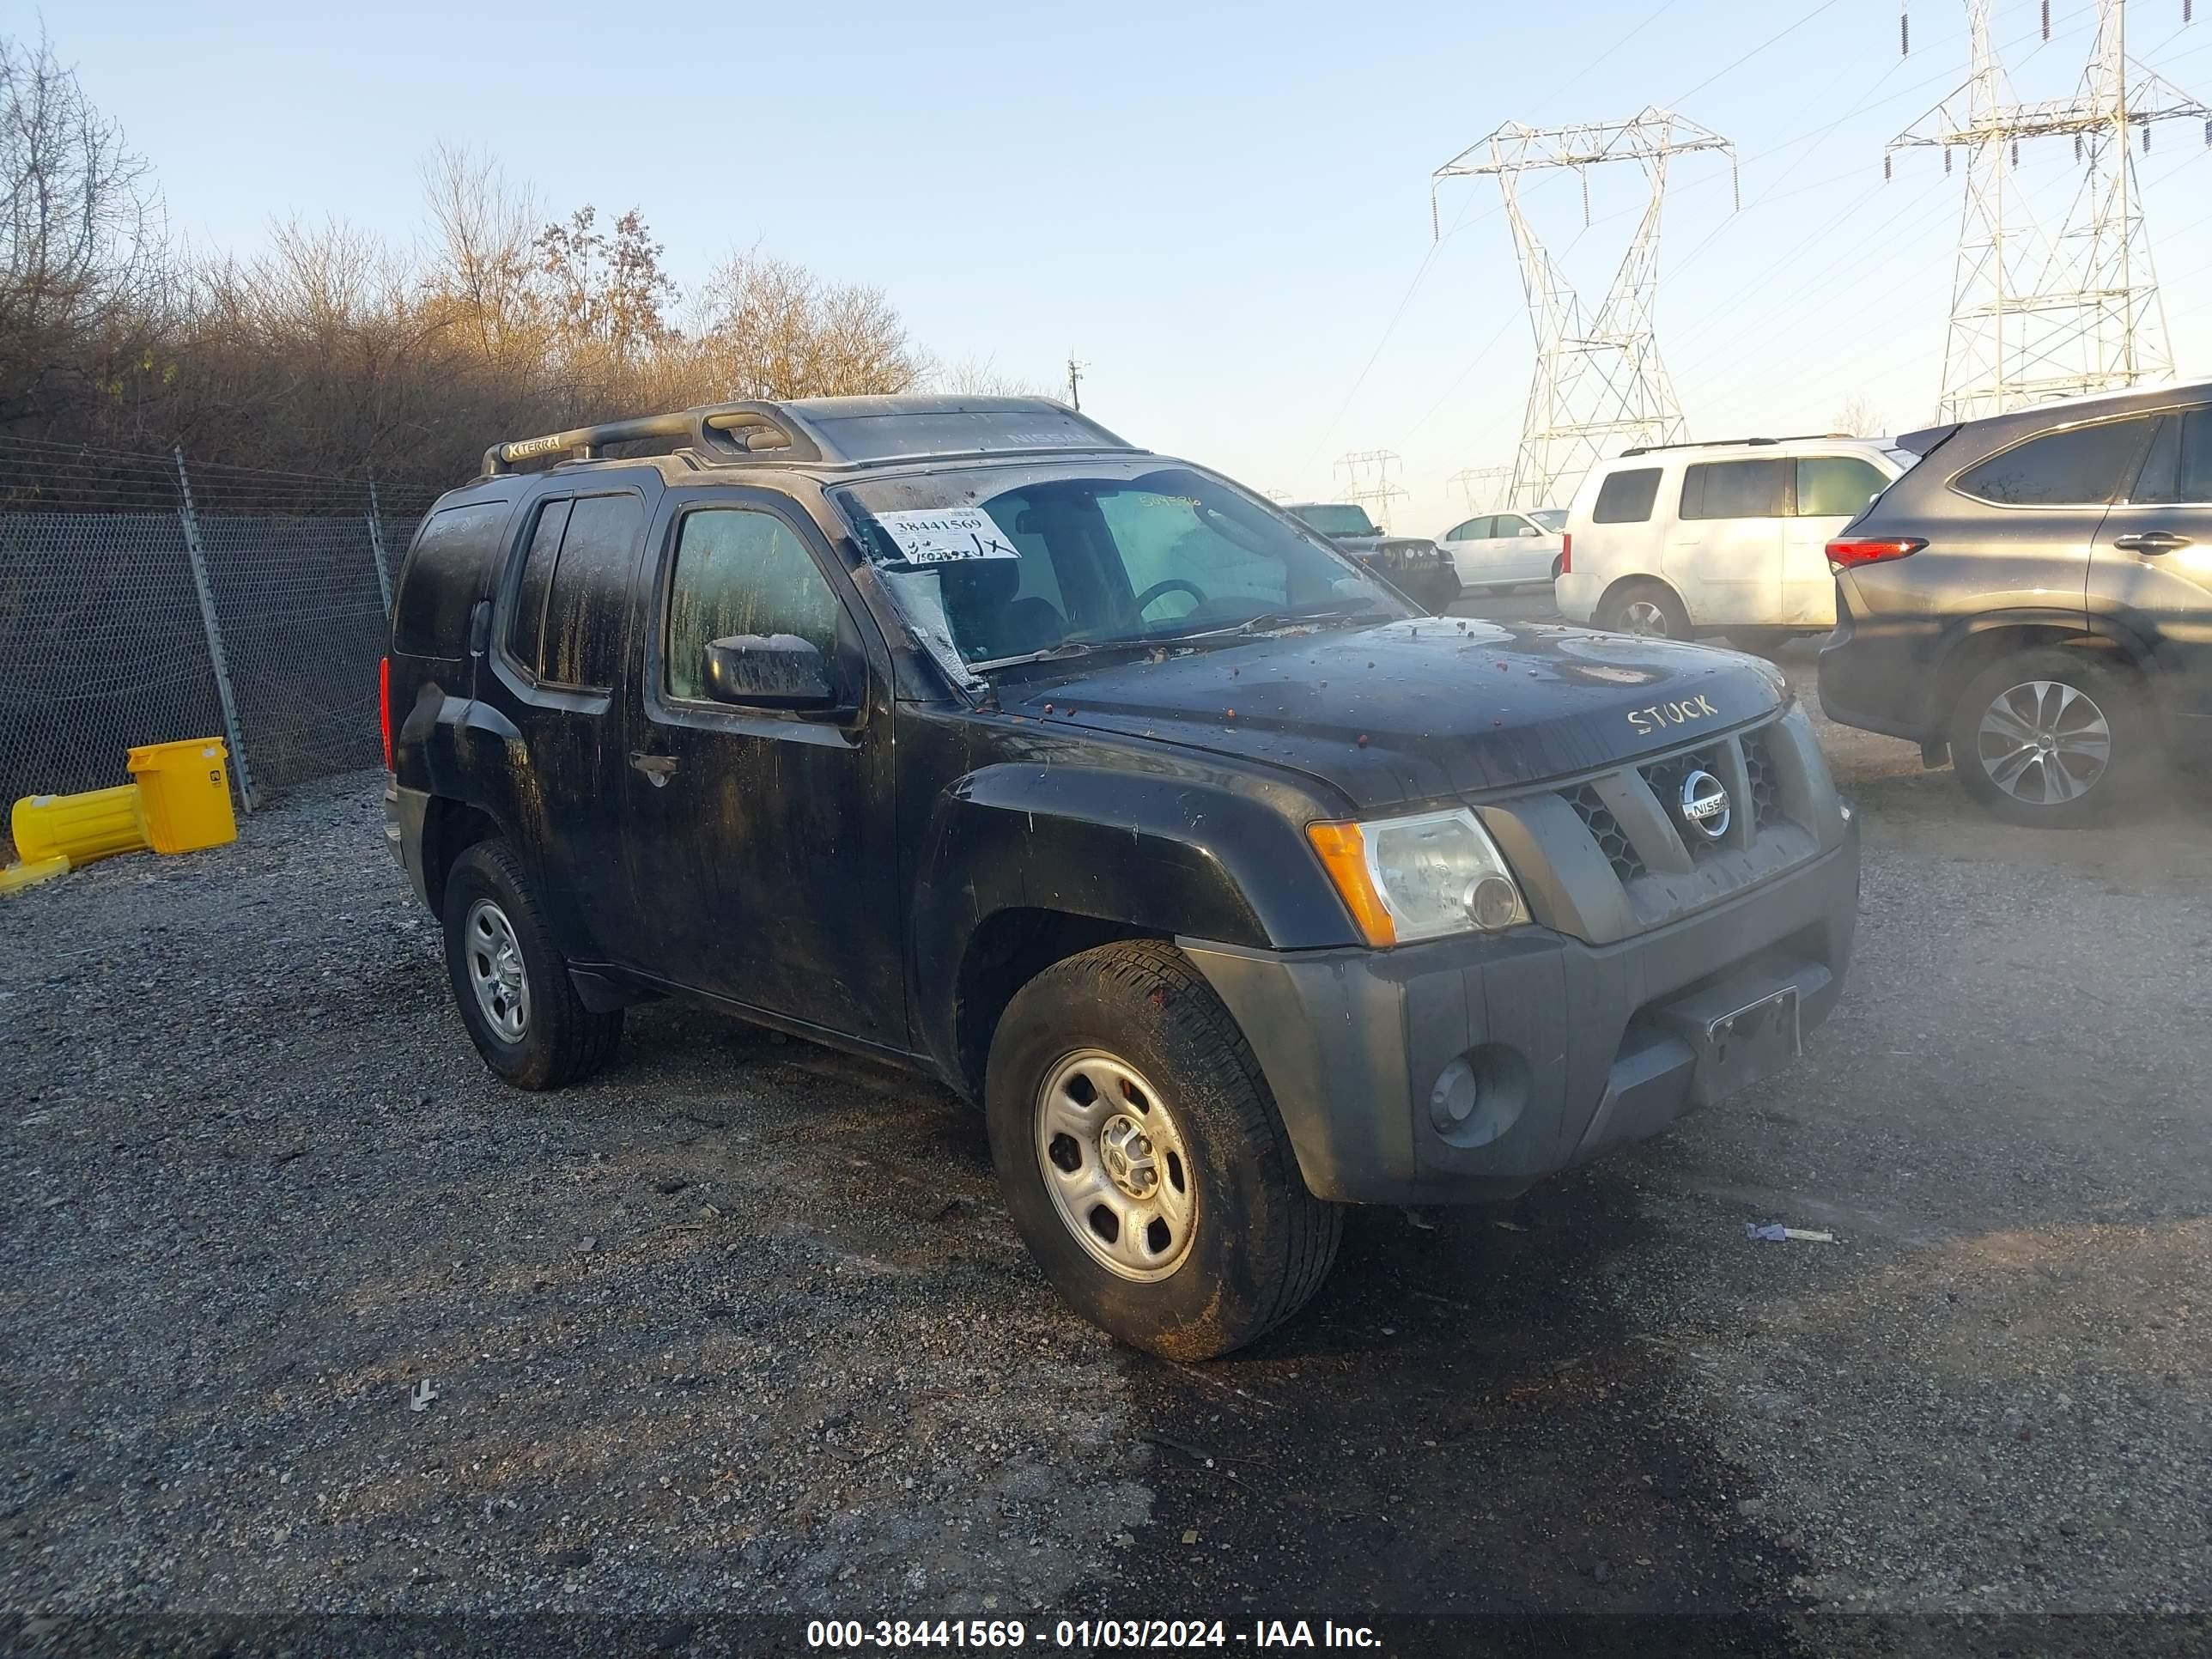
(1181, 824), (1858, 1205)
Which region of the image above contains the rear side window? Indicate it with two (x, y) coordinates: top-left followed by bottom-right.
(392, 501), (512, 656)
(1955, 416), (2159, 506)
(504, 492), (643, 690)
(1795, 457), (1889, 518)
(1592, 468), (1662, 524)
(1447, 518), (1486, 541)
(2129, 407), (2212, 504)
(1680, 459), (1788, 521)
(665, 507), (843, 702)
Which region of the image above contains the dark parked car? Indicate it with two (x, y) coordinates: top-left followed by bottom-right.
(1820, 380), (2212, 826)
(1282, 501), (1462, 613)
(384, 395), (1857, 1358)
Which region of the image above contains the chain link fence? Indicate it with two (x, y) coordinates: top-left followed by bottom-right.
(0, 436), (441, 859)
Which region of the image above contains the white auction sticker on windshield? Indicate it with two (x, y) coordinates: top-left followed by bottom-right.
(872, 508), (1019, 563)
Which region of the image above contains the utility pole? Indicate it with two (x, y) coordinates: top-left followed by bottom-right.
(1431, 108), (1737, 513)
(1066, 356), (1085, 411)
(1888, 1), (2209, 419)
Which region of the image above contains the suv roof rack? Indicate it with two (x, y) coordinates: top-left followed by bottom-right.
(480, 395), (1131, 477)
(1617, 433), (1852, 458)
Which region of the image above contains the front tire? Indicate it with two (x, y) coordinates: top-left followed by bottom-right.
(441, 840), (622, 1089)
(1597, 579), (1692, 641)
(985, 942), (1341, 1360)
(1948, 648), (2142, 828)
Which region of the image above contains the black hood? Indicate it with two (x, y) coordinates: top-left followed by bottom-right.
(1000, 618), (1788, 811)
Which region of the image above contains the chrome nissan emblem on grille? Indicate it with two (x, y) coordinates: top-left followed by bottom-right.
(1679, 769), (1731, 841)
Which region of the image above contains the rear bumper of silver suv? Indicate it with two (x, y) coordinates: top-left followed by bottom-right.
(1182, 704), (1859, 1204)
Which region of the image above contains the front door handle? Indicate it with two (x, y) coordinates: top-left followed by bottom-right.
(2112, 531), (2191, 556)
(629, 752), (678, 787)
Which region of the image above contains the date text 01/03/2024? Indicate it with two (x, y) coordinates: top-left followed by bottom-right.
(804, 1619), (1383, 1650)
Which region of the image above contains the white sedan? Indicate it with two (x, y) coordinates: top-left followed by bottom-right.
(1437, 508), (1566, 591)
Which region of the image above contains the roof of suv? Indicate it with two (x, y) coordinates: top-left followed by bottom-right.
(1609, 434), (1896, 464)
(476, 395), (1143, 482)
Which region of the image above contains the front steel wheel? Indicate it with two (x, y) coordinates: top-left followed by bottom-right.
(1035, 1049), (1197, 1282)
(985, 941), (1340, 1359)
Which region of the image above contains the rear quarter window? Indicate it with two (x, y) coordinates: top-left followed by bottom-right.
(1592, 467), (1662, 524)
(393, 501), (514, 656)
(1954, 415), (2160, 507)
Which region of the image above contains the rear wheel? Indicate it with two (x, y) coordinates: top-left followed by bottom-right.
(1597, 580), (1691, 641)
(1948, 648), (2142, 828)
(985, 941), (1340, 1360)
(441, 840), (622, 1089)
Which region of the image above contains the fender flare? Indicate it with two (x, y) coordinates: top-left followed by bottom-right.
(909, 763), (1358, 1081)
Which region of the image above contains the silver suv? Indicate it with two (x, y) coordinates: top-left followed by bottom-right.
(1819, 380), (2212, 826)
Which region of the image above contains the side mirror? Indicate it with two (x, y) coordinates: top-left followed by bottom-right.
(702, 634), (838, 710)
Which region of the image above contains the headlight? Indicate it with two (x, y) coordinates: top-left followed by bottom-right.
(1306, 807), (1529, 947)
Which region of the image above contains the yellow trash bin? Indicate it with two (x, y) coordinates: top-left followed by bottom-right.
(10, 784), (151, 866)
(126, 737), (238, 855)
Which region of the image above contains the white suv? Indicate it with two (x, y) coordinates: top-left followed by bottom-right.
(1555, 437), (1912, 648)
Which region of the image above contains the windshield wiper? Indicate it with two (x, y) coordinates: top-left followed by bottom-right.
(966, 635), (1163, 672)
(1182, 599), (1394, 641)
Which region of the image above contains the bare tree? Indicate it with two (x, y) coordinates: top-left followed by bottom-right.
(419, 143), (541, 363)
(532, 205), (677, 368)
(0, 29), (167, 425)
(690, 252), (922, 401)
(1831, 394), (1884, 437)
(931, 352), (1056, 398)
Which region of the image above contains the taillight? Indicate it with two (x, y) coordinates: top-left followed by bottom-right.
(1826, 536), (1925, 570)
(1559, 533), (1571, 574)
(380, 656), (394, 771)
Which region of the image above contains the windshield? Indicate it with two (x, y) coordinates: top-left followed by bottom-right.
(1528, 508), (1567, 532)
(835, 465), (1408, 672)
(1288, 504), (1377, 538)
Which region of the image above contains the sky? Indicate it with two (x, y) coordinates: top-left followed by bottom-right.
(29, 0), (2212, 532)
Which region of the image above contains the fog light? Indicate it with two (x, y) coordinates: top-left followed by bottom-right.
(1428, 1046), (1531, 1150)
(1431, 1058), (1480, 1126)
(1465, 875), (1522, 930)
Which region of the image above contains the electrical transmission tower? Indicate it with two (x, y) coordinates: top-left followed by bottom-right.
(1334, 450), (1409, 529)
(1448, 465), (1515, 513)
(1432, 109), (1737, 513)
(1888, 1), (2209, 420)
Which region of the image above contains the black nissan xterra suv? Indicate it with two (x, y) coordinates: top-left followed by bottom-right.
(383, 396), (1859, 1358)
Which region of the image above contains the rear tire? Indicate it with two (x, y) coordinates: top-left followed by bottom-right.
(1948, 648), (2143, 829)
(441, 840), (622, 1089)
(985, 941), (1341, 1360)
(1597, 579), (1692, 641)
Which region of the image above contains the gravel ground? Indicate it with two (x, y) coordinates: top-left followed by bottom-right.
(3, 611), (2209, 1655)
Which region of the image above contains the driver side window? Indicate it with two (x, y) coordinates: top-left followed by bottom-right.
(665, 507), (842, 702)
(1096, 489), (1288, 612)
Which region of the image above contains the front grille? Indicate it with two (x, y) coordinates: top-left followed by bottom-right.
(1741, 731), (1787, 830)
(1639, 747), (1726, 861)
(1566, 784), (1645, 884)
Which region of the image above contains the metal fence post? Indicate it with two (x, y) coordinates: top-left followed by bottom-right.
(365, 475), (394, 615)
(173, 446), (258, 814)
